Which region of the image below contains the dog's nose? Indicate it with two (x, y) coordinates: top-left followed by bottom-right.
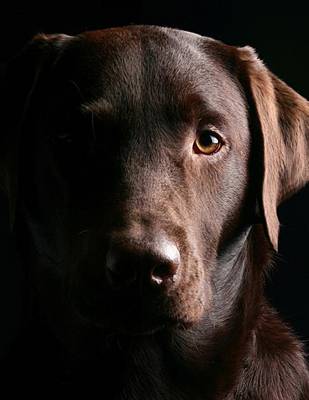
(105, 237), (180, 289)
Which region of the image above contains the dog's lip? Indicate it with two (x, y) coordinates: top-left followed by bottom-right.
(85, 312), (195, 337)
(70, 289), (197, 336)
(74, 311), (167, 336)
(71, 300), (192, 336)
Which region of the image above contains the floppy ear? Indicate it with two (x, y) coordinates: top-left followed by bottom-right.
(237, 46), (309, 251)
(0, 33), (74, 228)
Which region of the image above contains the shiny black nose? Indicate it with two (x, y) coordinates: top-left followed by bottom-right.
(105, 236), (180, 289)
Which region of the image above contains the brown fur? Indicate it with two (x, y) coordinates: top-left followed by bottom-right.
(2, 26), (309, 397)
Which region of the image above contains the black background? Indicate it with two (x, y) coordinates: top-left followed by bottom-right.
(0, 0), (308, 369)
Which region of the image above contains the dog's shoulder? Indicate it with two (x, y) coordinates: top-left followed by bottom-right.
(232, 302), (309, 399)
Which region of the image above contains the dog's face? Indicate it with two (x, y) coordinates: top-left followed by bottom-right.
(3, 26), (309, 340)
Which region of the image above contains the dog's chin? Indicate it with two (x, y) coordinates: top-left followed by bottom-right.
(93, 318), (196, 337)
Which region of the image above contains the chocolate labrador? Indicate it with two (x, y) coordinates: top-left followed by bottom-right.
(2, 25), (309, 398)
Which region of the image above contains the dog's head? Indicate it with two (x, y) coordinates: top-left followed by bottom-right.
(2, 26), (309, 339)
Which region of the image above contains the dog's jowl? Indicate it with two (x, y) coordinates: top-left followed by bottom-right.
(3, 26), (309, 398)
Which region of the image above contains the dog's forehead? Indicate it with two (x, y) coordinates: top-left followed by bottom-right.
(52, 26), (247, 134)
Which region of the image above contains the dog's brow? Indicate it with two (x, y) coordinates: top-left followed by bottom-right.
(181, 94), (229, 130)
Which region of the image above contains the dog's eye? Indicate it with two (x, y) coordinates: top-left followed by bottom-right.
(194, 130), (223, 155)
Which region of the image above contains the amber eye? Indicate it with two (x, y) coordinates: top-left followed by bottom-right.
(194, 130), (223, 155)
(193, 129), (223, 155)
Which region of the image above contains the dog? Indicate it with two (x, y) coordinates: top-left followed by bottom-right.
(2, 25), (309, 398)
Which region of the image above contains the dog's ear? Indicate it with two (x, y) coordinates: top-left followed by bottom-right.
(237, 46), (309, 251)
(0, 33), (74, 228)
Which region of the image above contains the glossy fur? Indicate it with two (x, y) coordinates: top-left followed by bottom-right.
(2, 26), (309, 398)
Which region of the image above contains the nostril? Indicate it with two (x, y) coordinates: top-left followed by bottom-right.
(151, 261), (178, 286)
(150, 238), (180, 286)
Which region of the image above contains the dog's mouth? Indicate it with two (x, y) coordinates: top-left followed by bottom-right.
(70, 289), (193, 337)
(67, 252), (206, 337)
(90, 316), (192, 337)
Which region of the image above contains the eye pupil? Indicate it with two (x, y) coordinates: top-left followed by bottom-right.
(199, 132), (219, 146)
(194, 130), (222, 155)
